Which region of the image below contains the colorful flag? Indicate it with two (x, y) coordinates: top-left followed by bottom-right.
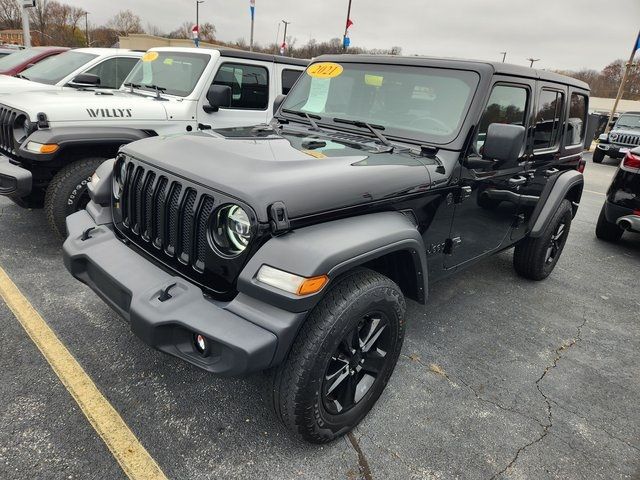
(635, 30), (640, 53)
(346, 18), (354, 30)
(192, 25), (199, 47)
(250, 0), (255, 20)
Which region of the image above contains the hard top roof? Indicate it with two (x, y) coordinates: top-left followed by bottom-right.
(149, 46), (308, 67)
(315, 54), (590, 91)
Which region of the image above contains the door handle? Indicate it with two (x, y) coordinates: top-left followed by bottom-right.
(508, 175), (527, 187)
(544, 168), (559, 177)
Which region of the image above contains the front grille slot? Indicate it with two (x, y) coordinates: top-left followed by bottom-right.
(195, 196), (215, 271)
(165, 183), (182, 256)
(616, 134), (640, 147)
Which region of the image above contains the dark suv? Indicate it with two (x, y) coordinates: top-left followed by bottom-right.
(596, 146), (640, 240)
(594, 112), (640, 163)
(62, 55), (589, 443)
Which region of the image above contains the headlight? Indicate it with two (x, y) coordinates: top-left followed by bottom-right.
(13, 115), (32, 143)
(609, 133), (618, 141)
(212, 204), (252, 256)
(112, 157), (127, 200)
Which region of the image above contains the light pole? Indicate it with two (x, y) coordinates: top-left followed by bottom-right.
(281, 20), (291, 55)
(527, 58), (540, 68)
(343, 0), (353, 51)
(500, 51), (507, 63)
(20, 0), (34, 47)
(196, 1), (204, 43)
(84, 11), (90, 47)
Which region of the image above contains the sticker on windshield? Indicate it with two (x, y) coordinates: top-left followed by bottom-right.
(302, 77), (330, 113)
(163, 58), (174, 65)
(365, 74), (384, 87)
(307, 62), (343, 79)
(142, 51), (159, 62)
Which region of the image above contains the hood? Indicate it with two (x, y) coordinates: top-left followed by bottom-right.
(0, 89), (169, 122)
(611, 127), (640, 136)
(0, 75), (61, 95)
(121, 126), (432, 222)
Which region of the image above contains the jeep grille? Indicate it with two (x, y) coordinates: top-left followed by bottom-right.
(613, 133), (640, 147)
(0, 106), (20, 156)
(114, 155), (255, 296)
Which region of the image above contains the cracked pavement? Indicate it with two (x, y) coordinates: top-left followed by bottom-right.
(1, 154), (639, 479)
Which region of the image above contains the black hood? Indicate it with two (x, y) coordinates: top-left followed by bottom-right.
(121, 126), (433, 222)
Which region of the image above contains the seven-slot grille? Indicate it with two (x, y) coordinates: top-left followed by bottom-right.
(613, 133), (640, 147)
(119, 161), (217, 273)
(0, 105), (19, 155)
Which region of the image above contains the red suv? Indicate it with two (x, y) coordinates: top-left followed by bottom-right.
(0, 46), (69, 76)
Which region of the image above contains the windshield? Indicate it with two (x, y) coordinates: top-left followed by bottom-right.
(123, 51), (209, 97)
(616, 114), (640, 130)
(281, 62), (479, 144)
(20, 51), (97, 85)
(0, 48), (45, 70)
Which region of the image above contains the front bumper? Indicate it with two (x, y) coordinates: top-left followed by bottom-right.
(596, 143), (633, 158)
(63, 209), (299, 376)
(0, 155), (31, 196)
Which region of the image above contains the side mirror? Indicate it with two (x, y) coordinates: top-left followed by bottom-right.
(482, 123), (526, 164)
(204, 84), (231, 113)
(69, 73), (101, 87)
(273, 94), (286, 116)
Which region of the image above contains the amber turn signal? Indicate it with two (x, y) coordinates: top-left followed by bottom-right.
(297, 275), (329, 296)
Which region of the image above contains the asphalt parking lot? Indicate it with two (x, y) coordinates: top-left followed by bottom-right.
(1, 152), (638, 480)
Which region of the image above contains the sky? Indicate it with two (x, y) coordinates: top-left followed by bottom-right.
(77, 0), (640, 71)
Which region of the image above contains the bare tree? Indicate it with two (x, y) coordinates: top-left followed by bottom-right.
(0, 0), (22, 29)
(107, 10), (143, 37)
(145, 23), (165, 37)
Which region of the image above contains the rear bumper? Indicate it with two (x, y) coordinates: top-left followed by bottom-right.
(604, 199), (635, 224)
(0, 155), (31, 197)
(62, 209), (303, 376)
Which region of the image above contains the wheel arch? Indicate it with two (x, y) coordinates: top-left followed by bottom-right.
(237, 211), (428, 313)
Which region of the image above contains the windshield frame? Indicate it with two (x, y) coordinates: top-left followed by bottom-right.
(121, 51), (211, 98)
(19, 50), (98, 85)
(279, 61), (481, 146)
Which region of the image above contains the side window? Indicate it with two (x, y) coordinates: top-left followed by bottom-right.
(475, 84), (528, 153)
(533, 89), (565, 151)
(282, 69), (302, 95)
(85, 57), (139, 89)
(565, 93), (587, 146)
(212, 63), (269, 110)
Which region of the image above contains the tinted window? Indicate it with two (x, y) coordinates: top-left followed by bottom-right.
(282, 63), (479, 144)
(565, 93), (587, 146)
(124, 51), (209, 97)
(212, 63), (269, 110)
(19, 51), (98, 85)
(84, 57), (139, 89)
(534, 90), (564, 150)
(475, 85), (528, 152)
(282, 69), (301, 95)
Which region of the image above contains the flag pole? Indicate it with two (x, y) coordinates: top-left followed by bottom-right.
(605, 30), (640, 134)
(343, 0), (352, 51)
(249, 1), (255, 52)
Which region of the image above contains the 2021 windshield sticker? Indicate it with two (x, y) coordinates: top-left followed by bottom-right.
(142, 51), (159, 62)
(306, 62), (343, 79)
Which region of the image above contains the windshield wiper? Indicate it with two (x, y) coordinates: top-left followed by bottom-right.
(281, 108), (321, 131)
(15, 73), (28, 80)
(333, 117), (394, 149)
(143, 84), (168, 100)
(123, 81), (141, 92)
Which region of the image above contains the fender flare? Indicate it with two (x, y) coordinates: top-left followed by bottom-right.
(529, 170), (584, 238)
(237, 211), (428, 313)
(18, 126), (152, 162)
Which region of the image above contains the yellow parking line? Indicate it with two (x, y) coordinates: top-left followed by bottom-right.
(0, 266), (168, 480)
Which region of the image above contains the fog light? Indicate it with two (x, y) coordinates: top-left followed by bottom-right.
(193, 333), (210, 356)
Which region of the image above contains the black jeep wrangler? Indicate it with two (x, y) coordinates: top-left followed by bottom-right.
(62, 55), (589, 443)
(596, 146), (640, 241)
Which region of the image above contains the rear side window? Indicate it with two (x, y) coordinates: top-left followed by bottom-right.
(565, 93), (587, 146)
(85, 57), (139, 89)
(534, 89), (565, 150)
(282, 69), (301, 95)
(475, 84), (528, 152)
(212, 63), (269, 110)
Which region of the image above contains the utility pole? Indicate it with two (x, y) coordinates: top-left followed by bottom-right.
(84, 11), (90, 47)
(500, 51), (507, 63)
(605, 30), (640, 133)
(249, 0), (255, 52)
(527, 58), (540, 68)
(274, 22), (281, 54)
(343, 0), (353, 51)
(196, 1), (204, 45)
(281, 20), (291, 55)
(20, 1), (33, 48)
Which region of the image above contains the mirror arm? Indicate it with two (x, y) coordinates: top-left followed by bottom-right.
(464, 157), (498, 169)
(203, 105), (218, 113)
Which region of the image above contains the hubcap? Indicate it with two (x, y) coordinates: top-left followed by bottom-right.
(545, 222), (566, 264)
(322, 313), (391, 415)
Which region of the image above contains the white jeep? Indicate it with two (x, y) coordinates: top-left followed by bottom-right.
(0, 47), (307, 235)
(0, 48), (143, 94)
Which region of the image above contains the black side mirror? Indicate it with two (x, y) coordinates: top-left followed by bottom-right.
(204, 84), (231, 113)
(482, 123), (526, 164)
(69, 73), (101, 87)
(273, 94), (286, 116)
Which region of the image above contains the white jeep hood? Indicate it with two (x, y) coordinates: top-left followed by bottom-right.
(0, 89), (169, 122)
(0, 75), (63, 95)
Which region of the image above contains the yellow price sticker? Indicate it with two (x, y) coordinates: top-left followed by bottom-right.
(163, 58), (174, 65)
(307, 62), (343, 79)
(365, 74), (384, 87)
(142, 51), (159, 62)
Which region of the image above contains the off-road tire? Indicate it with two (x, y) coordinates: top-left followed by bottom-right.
(514, 199), (573, 281)
(595, 204), (623, 242)
(592, 148), (605, 163)
(271, 268), (406, 443)
(44, 157), (105, 238)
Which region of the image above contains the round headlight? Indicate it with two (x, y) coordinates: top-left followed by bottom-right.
(212, 204), (252, 256)
(113, 157), (127, 200)
(609, 133), (618, 141)
(12, 114), (30, 143)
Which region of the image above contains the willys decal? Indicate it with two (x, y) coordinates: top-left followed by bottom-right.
(87, 108), (133, 118)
